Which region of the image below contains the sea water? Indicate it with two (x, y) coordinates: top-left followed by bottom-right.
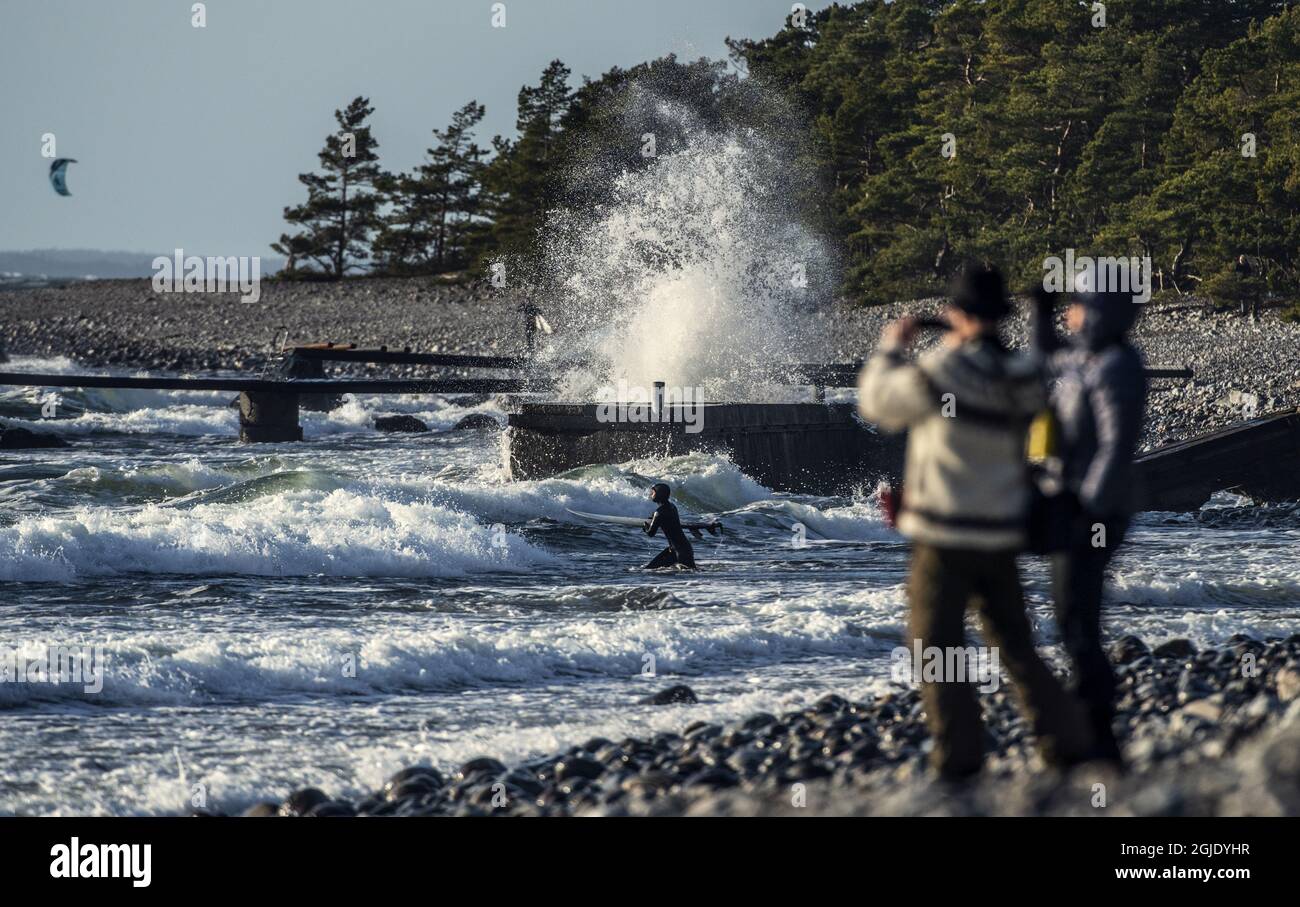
(1, 354), (1298, 815)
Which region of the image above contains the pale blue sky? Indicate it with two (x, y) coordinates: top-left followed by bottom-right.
(1, 0), (821, 257)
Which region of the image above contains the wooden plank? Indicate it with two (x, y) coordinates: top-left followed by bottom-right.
(285, 347), (525, 369)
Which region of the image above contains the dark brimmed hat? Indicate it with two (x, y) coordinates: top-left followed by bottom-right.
(952, 265), (1011, 320)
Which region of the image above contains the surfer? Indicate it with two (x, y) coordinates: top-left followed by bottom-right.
(643, 483), (697, 570)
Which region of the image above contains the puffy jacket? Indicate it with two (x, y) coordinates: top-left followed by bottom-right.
(1032, 293), (1147, 518)
(858, 335), (1045, 550)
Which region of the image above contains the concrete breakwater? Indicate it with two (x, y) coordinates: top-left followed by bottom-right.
(507, 399), (1300, 510)
(508, 401), (904, 495)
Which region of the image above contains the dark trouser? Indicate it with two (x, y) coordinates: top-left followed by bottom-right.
(908, 543), (1092, 779)
(646, 544), (696, 569)
(1050, 517), (1128, 761)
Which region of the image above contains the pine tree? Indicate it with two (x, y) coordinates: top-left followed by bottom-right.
(273, 97), (385, 279)
(478, 61), (574, 264)
(732, 0), (1295, 302)
(374, 101), (488, 274)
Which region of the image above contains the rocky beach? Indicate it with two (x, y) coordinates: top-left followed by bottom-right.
(244, 631), (1300, 817)
(3, 277), (1298, 451)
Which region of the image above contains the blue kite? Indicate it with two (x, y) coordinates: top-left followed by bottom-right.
(49, 158), (78, 196)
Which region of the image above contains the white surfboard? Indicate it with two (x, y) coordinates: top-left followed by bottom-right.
(567, 508), (647, 527)
(566, 509), (722, 534)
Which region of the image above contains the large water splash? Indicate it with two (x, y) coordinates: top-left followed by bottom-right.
(530, 105), (836, 402)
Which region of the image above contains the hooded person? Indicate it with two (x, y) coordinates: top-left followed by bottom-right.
(858, 264), (1092, 780)
(1032, 284), (1147, 765)
(643, 483), (697, 569)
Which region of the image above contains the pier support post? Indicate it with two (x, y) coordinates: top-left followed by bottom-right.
(239, 392), (302, 442)
(522, 301), (539, 355)
(277, 352), (343, 412)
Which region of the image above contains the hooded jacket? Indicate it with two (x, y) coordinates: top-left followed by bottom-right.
(859, 335), (1044, 550)
(1032, 292), (1147, 518)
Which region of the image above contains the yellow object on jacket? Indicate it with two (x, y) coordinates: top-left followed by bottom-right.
(1026, 409), (1058, 463)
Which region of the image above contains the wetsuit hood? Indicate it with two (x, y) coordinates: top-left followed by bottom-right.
(650, 483), (671, 504)
(1078, 291), (1140, 351)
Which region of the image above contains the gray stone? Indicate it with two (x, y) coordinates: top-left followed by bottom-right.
(374, 414), (429, 433)
(1153, 638), (1197, 659)
(452, 413), (501, 431)
(640, 684), (698, 705)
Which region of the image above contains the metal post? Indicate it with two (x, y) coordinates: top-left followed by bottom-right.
(522, 301), (539, 355)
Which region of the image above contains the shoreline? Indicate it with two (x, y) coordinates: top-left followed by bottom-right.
(242, 633), (1300, 817)
(4, 277), (1298, 450)
(5, 278), (1300, 817)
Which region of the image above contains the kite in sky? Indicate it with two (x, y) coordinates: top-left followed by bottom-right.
(49, 158), (78, 196)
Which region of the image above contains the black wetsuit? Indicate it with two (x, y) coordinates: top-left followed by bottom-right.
(644, 501), (696, 569)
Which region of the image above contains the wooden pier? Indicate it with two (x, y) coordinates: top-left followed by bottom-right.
(11, 354), (1292, 514)
(1135, 408), (1300, 511)
(0, 372), (532, 443)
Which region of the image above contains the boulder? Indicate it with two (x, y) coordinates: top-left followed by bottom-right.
(0, 426), (70, 449)
(452, 413), (501, 431)
(1110, 635), (1150, 665)
(374, 414), (429, 433)
(278, 787), (329, 817)
(1153, 638), (1197, 659)
(640, 684), (699, 705)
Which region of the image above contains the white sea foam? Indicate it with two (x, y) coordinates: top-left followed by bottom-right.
(0, 594), (897, 709)
(0, 488), (554, 582)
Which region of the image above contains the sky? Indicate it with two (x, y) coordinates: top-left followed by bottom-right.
(1, 0), (823, 257)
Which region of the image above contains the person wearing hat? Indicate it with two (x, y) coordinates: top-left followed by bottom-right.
(1032, 283), (1147, 766)
(858, 264), (1093, 780)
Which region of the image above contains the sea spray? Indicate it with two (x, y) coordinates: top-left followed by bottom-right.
(521, 94), (837, 402)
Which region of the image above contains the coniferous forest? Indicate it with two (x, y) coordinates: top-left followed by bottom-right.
(272, 0), (1300, 308)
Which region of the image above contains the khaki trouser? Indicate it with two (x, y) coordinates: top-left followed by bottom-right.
(907, 543), (1093, 779)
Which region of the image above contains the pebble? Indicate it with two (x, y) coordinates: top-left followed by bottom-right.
(247, 633), (1300, 816)
(1276, 667), (1300, 702)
